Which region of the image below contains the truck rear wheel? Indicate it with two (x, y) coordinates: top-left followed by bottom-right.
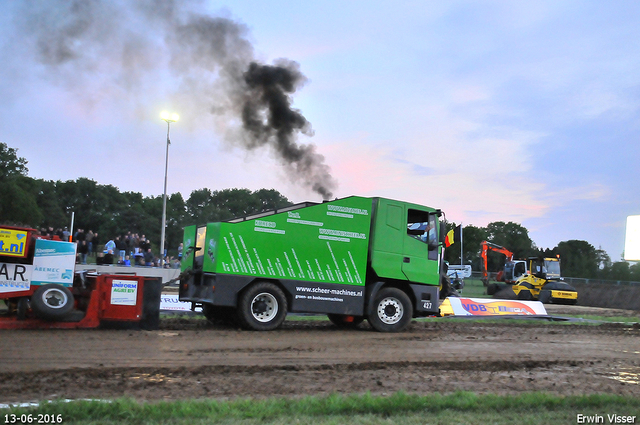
(368, 287), (413, 332)
(31, 284), (74, 321)
(237, 282), (287, 331)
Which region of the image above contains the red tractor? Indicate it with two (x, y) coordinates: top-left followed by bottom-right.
(0, 224), (161, 329)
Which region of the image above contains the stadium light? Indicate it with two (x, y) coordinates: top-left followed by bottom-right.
(160, 111), (179, 267)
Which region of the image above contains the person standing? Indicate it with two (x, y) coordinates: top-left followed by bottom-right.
(104, 238), (116, 254)
(86, 230), (94, 257)
(132, 233), (140, 255)
(78, 240), (89, 264)
(140, 235), (150, 252)
(144, 248), (154, 267)
(125, 232), (132, 256)
(115, 236), (127, 263)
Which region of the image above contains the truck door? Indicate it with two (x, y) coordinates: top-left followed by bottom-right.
(180, 225), (204, 272)
(402, 209), (439, 284)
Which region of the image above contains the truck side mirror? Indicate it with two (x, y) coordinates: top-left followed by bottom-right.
(439, 221), (447, 244)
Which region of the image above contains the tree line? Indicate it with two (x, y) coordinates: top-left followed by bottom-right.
(0, 143), (291, 256)
(1, 142), (637, 280)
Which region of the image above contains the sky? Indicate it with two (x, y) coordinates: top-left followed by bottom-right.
(0, 0), (638, 261)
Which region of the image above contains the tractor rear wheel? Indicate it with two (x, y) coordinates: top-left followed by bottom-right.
(237, 282), (288, 331)
(31, 284), (74, 321)
(368, 287), (413, 332)
(16, 297), (29, 320)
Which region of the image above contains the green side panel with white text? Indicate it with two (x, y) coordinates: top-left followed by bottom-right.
(203, 196), (373, 286)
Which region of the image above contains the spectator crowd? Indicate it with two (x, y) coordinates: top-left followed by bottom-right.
(38, 227), (181, 268)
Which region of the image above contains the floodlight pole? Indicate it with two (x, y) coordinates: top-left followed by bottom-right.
(160, 116), (175, 268)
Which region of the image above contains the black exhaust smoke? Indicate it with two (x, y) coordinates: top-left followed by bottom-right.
(242, 61), (334, 200)
(12, 0), (336, 199)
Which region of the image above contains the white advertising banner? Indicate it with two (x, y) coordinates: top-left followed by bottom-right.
(31, 239), (77, 287)
(446, 297), (548, 316)
(160, 294), (201, 312)
(624, 215), (640, 261)
(0, 263), (33, 294)
(447, 265), (472, 279)
(111, 280), (138, 306)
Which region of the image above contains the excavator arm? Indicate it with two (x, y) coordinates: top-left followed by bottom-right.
(480, 241), (515, 286)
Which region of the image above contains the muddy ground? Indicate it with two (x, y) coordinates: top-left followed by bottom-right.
(1, 304), (639, 404)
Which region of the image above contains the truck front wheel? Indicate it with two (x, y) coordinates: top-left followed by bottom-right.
(368, 287), (413, 332)
(237, 282), (288, 331)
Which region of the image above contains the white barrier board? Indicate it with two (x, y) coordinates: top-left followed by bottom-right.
(445, 297), (547, 316)
(160, 294), (202, 312)
(625, 215), (640, 261)
(447, 265), (472, 279)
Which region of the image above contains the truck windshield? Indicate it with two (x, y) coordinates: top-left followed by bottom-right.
(544, 260), (561, 278)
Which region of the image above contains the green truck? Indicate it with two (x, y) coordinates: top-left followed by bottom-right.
(179, 196), (449, 332)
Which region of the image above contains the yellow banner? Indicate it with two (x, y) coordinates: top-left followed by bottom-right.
(0, 227), (29, 258)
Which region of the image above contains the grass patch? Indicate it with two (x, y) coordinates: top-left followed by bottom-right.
(285, 314), (327, 321)
(457, 278), (490, 298)
(4, 392), (639, 425)
(415, 315), (639, 326)
(551, 314), (639, 323)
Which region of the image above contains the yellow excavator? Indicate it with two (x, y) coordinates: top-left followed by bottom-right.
(511, 256), (578, 304)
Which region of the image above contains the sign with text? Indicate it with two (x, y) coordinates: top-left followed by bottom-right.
(446, 297), (547, 316)
(0, 227), (30, 258)
(0, 263), (33, 294)
(160, 294), (201, 312)
(31, 239), (77, 287)
(111, 280), (138, 306)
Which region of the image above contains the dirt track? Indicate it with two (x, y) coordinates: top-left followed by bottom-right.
(1, 305), (639, 404)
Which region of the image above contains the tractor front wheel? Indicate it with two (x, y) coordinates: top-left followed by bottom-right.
(31, 284), (74, 321)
